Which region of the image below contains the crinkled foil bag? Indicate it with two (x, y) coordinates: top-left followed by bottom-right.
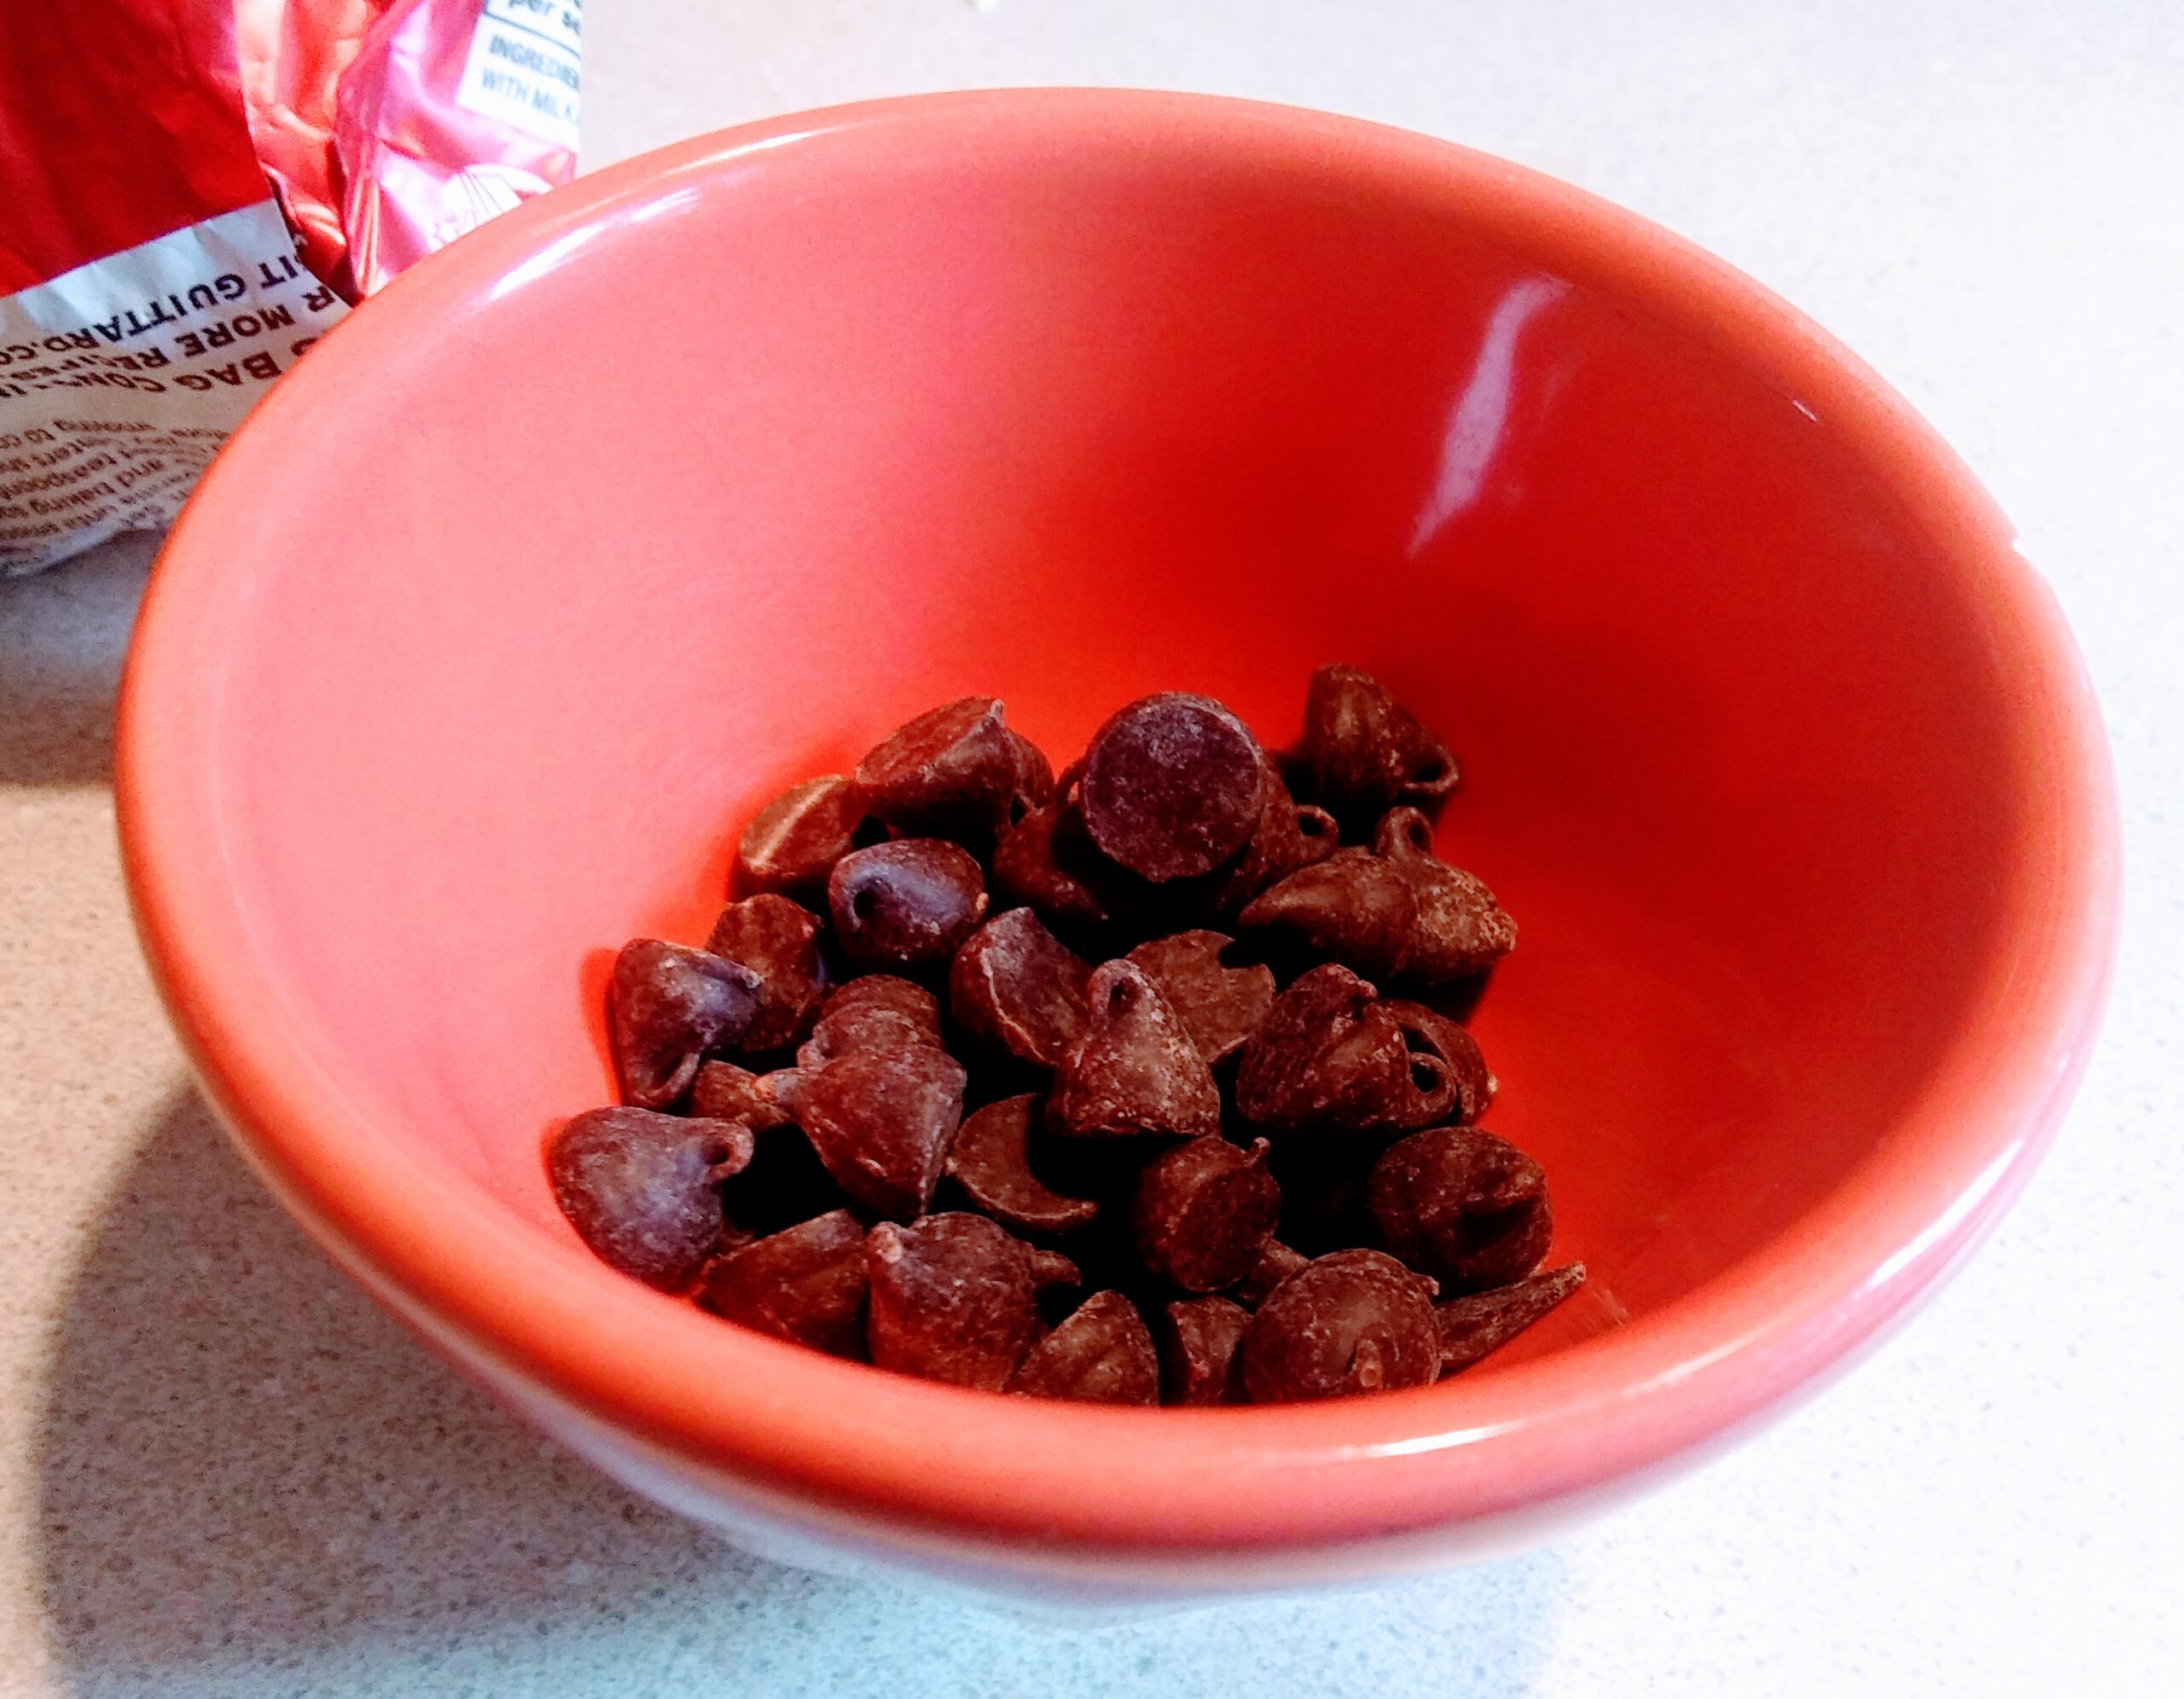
(0, 0), (582, 573)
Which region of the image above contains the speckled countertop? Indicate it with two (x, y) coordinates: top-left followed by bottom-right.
(2, 3), (2179, 1695)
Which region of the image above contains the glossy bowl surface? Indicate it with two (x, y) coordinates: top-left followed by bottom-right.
(118, 90), (2117, 1598)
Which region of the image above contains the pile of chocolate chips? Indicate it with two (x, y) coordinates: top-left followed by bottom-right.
(549, 667), (1583, 1404)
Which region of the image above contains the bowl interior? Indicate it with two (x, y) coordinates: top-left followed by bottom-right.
(141, 101), (2065, 1453)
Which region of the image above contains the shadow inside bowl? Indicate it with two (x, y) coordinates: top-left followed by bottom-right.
(32, 1088), (1569, 1696)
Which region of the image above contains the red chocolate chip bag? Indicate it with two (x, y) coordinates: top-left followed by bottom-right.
(0, 0), (582, 574)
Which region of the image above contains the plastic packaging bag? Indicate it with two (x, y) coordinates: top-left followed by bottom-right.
(0, 0), (582, 573)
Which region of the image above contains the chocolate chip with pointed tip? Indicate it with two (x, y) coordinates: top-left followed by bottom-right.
(1234, 964), (1457, 1138)
(949, 907), (1092, 1071)
(828, 838), (989, 973)
(1297, 664), (1459, 824)
(1436, 1263), (1587, 1375)
(1007, 1291), (1159, 1403)
(990, 797), (1144, 939)
(1003, 728), (1056, 823)
(706, 893), (828, 1055)
(1368, 1125), (1553, 1293)
(1381, 999), (1496, 1122)
(734, 774), (878, 902)
(1156, 1296), (1252, 1404)
(797, 975), (943, 1068)
(944, 1094), (1101, 1236)
(865, 1213), (1049, 1389)
(1124, 930), (1275, 1068)
(855, 697), (1027, 840)
(609, 939), (763, 1109)
(1078, 693), (1269, 883)
(688, 1060), (796, 1132)
(549, 1107), (753, 1290)
(773, 1044), (967, 1221)
(1133, 1137), (1281, 1293)
(1047, 960), (1222, 1142)
(1295, 803), (1340, 865)
(1238, 1248), (1441, 1403)
(1188, 758), (1342, 920)
(700, 1209), (870, 1357)
(1236, 847), (1417, 983)
(1374, 807), (1517, 983)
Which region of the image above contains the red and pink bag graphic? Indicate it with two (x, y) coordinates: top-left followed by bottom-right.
(0, 0), (582, 573)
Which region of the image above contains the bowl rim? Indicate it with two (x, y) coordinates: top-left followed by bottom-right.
(116, 87), (2120, 1556)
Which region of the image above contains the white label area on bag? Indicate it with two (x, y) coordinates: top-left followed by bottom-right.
(456, 0), (584, 152)
(0, 200), (350, 575)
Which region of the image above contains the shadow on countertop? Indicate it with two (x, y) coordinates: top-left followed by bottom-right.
(33, 1097), (1565, 1699)
(0, 534), (158, 788)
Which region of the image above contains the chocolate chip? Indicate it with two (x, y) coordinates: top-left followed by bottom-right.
(948, 907), (1092, 1071)
(705, 894), (829, 1055)
(1368, 1125), (1553, 1293)
(1006, 1291), (1159, 1403)
(609, 939), (763, 1109)
(771, 1044), (967, 1221)
(1297, 664), (1459, 825)
(1238, 1248), (1441, 1403)
(1231, 1238), (1310, 1308)
(1047, 960), (1222, 1142)
(688, 1059), (796, 1132)
(796, 975), (943, 1067)
(1234, 964), (1457, 1138)
(549, 1108), (753, 1290)
(1380, 1000), (1496, 1122)
(1156, 1296), (1252, 1404)
(1190, 759), (1338, 920)
(865, 1213), (1054, 1389)
(990, 800), (1123, 937)
(1236, 847), (1417, 982)
(699, 1209), (870, 1357)
(1123, 930), (1275, 1068)
(1133, 1137), (1281, 1293)
(1004, 728), (1057, 823)
(1078, 693), (1269, 883)
(1374, 808), (1517, 983)
(1436, 1263), (1587, 1375)
(734, 774), (876, 903)
(568, 673), (1543, 1406)
(855, 697), (1037, 840)
(944, 1094), (1100, 1236)
(828, 838), (989, 973)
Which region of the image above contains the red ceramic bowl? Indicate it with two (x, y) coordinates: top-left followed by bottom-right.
(117, 90), (2117, 1600)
